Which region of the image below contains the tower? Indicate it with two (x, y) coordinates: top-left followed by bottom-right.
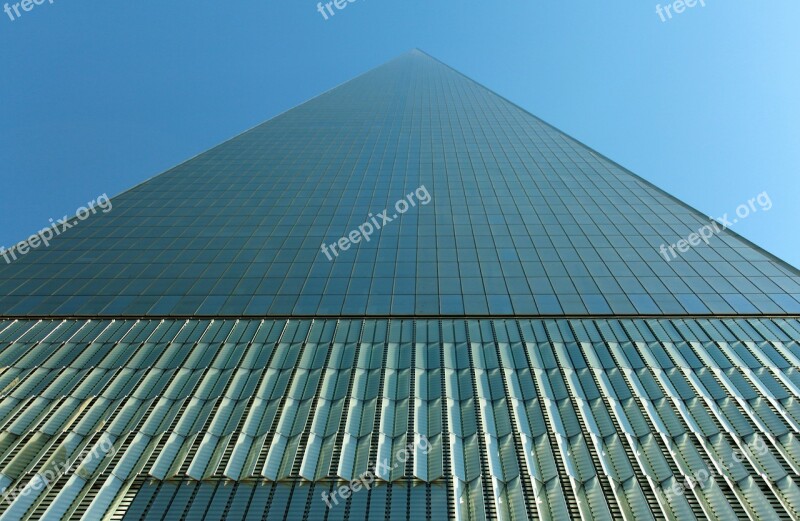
(0, 50), (798, 520)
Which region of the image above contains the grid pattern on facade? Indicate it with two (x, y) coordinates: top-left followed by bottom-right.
(1, 51), (799, 317)
(0, 317), (799, 520)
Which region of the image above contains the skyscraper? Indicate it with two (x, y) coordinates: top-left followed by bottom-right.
(0, 49), (799, 520)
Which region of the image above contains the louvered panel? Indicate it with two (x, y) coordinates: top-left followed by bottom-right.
(754, 368), (791, 399)
(603, 435), (636, 482)
(462, 434), (483, 484)
(778, 432), (800, 470)
(735, 476), (782, 520)
(570, 436), (597, 484)
(2, 431), (50, 479)
(707, 432), (748, 482)
(493, 477), (527, 520)
(665, 369), (695, 400)
(557, 399), (582, 437)
(70, 367), (117, 401)
(750, 397), (792, 437)
(589, 399), (617, 438)
(147, 433), (184, 479)
(130, 369), (166, 401)
(672, 434), (708, 476)
(540, 476), (570, 520)
(76, 434), (116, 478)
(685, 399), (720, 438)
(717, 398), (756, 437)
(652, 399), (687, 439)
(746, 436), (790, 482)
(162, 369), (202, 401)
(207, 397), (240, 437)
(1, 473), (49, 519)
(697, 480), (738, 520)
(529, 434), (557, 485)
(107, 398), (150, 437)
(79, 473), (124, 520)
(169, 397), (206, 438)
(224, 434), (254, 481)
(138, 399), (176, 437)
(46, 431), (88, 471)
(38, 397), (84, 436)
(500, 431), (523, 478)
(11, 368), (58, 400)
(101, 369), (147, 401)
(780, 397), (800, 428)
(773, 476), (800, 518)
(111, 433), (149, 481)
(415, 430), (442, 482)
(39, 473), (88, 520)
(621, 399), (652, 438)
(659, 476), (698, 519)
(462, 476), (488, 521)
(582, 477), (614, 521)
(37, 368), (81, 400)
(619, 478), (656, 521)
(187, 433), (220, 480)
(0, 318), (797, 520)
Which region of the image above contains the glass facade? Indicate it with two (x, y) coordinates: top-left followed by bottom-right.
(1, 51), (799, 520)
(0, 50), (798, 317)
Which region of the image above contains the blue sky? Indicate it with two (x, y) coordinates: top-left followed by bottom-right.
(2, 1), (799, 267)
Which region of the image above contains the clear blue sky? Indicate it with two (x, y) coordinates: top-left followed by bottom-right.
(2, 1), (799, 267)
